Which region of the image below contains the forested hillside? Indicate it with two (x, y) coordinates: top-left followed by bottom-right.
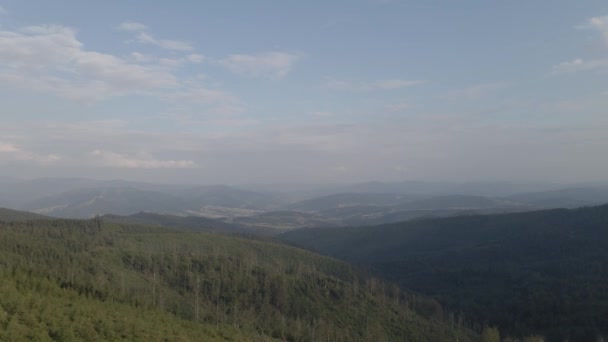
(102, 212), (268, 235)
(0, 214), (478, 341)
(0, 207), (50, 221)
(281, 204), (608, 341)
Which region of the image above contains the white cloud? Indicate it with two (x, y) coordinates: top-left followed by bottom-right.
(135, 31), (193, 51)
(187, 53), (205, 63)
(322, 79), (353, 90)
(158, 57), (185, 68)
(165, 87), (236, 105)
(0, 25), (82, 68)
(117, 21), (147, 32)
(219, 52), (300, 78)
(76, 51), (177, 88)
(554, 17), (608, 75)
(0, 6), (7, 15)
(130, 52), (154, 63)
(578, 16), (608, 44)
(323, 78), (424, 91)
(129, 52), (204, 68)
(0, 142), (61, 164)
(0, 24), (179, 101)
(589, 16), (608, 30)
(0, 142), (19, 153)
(3, 117), (608, 183)
(118, 21), (193, 51)
(552, 58), (608, 74)
(266, 124), (359, 153)
(90, 150), (196, 169)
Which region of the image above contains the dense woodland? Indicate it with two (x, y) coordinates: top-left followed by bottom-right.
(281, 204), (608, 341)
(0, 213), (478, 341)
(4, 202), (607, 341)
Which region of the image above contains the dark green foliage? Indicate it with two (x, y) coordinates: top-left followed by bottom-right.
(0, 269), (252, 341)
(280, 204), (608, 341)
(0, 218), (477, 341)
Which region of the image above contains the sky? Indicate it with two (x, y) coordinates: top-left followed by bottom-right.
(0, 0), (607, 184)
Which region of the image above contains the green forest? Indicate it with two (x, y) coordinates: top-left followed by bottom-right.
(281, 204), (608, 342)
(0, 213), (478, 341)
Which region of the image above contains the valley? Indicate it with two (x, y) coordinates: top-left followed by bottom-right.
(4, 178), (608, 232)
(1, 178), (608, 340)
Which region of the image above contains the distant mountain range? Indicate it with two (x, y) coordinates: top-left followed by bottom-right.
(276, 190), (608, 227)
(284, 192), (419, 211)
(3, 180), (283, 219)
(506, 187), (608, 208)
(2, 178), (608, 229)
(102, 211), (280, 235)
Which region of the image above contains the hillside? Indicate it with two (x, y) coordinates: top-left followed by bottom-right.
(507, 187), (608, 208)
(102, 212), (260, 234)
(18, 182), (288, 218)
(173, 185), (286, 210)
(286, 194), (534, 227)
(229, 210), (341, 230)
(281, 204), (608, 341)
(0, 216), (478, 341)
(0, 208), (49, 221)
(22, 187), (188, 218)
(285, 193), (417, 211)
(5, 177), (607, 226)
(395, 195), (524, 211)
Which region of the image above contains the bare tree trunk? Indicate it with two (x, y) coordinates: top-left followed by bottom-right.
(195, 274), (200, 321)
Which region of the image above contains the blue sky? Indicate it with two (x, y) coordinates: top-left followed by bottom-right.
(0, 1), (607, 184)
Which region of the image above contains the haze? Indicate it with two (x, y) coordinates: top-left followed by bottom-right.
(1, 0), (607, 184)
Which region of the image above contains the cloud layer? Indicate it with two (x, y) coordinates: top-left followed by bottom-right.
(580, 16), (608, 44)
(553, 58), (608, 73)
(0, 9), (607, 184)
(91, 150), (196, 169)
(118, 21), (194, 51)
(219, 52), (300, 78)
(323, 78), (424, 91)
(0, 25), (179, 101)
